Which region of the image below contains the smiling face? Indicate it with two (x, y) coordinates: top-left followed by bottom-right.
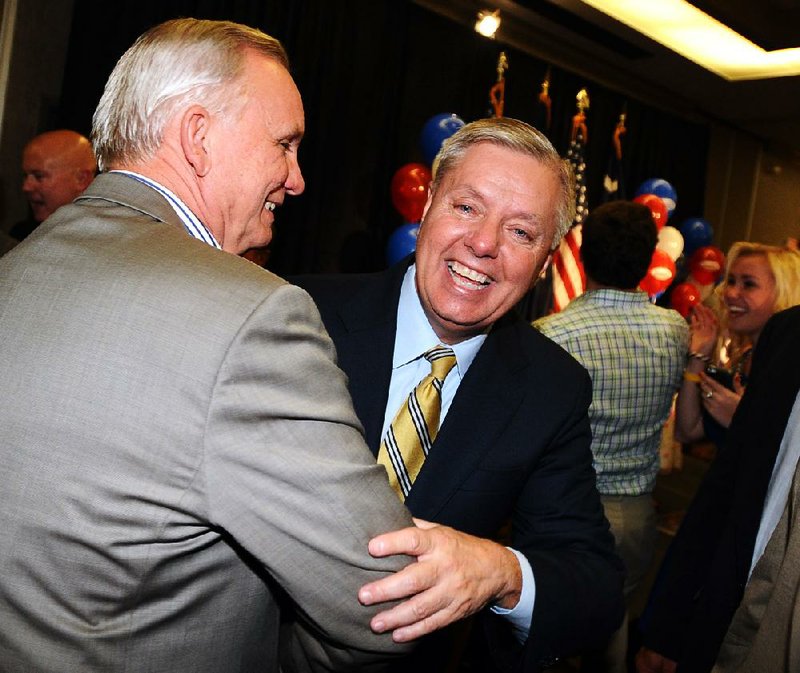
(414, 142), (560, 344)
(204, 52), (305, 253)
(723, 252), (777, 341)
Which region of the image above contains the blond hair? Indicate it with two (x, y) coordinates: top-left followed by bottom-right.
(715, 242), (800, 357)
(722, 242), (800, 314)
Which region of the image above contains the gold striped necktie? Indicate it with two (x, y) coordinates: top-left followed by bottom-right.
(378, 345), (457, 501)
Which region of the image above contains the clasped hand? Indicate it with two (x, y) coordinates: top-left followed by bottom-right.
(700, 370), (744, 428)
(358, 518), (522, 642)
(635, 647), (677, 673)
(689, 304), (718, 357)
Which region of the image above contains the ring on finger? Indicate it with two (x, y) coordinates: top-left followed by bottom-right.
(704, 390), (713, 399)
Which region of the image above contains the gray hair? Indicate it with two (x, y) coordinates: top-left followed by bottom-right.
(91, 18), (288, 172)
(431, 118), (575, 249)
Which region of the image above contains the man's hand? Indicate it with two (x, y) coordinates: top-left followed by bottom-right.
(357, 518), (522, 642)
(635, 647), (677, 673)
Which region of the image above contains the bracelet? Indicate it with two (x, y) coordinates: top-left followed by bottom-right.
(683, 371), (702, 383)
(688, 351), (711, 363)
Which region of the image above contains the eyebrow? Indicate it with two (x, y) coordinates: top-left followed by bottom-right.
(282, 126), (304, 143)
(450, 185), (542, 224)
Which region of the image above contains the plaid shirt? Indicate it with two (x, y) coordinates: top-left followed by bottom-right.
(535, 289), (688, 495)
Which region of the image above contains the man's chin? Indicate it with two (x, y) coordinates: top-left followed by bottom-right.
(30, 208), (48, 223)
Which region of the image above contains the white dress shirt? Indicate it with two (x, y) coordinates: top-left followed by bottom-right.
(750, 391), (800, 575)
(111, 171), (221, 248)
(382, 265), (535, 641)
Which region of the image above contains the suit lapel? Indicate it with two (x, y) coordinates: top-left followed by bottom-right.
(335, 264), (407, 455)
(407, 316), (529, 518)
(731, 312), (800, 586)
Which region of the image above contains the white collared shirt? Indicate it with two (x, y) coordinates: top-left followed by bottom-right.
(383, 264), (534, 641)
(110, 171), (221, 249)
(750, 391), (800, 575)
(380, 265), (485, 442)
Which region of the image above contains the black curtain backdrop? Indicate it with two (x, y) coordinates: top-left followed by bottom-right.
(57, 0), (709, 276)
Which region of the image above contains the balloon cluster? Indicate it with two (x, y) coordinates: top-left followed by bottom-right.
(386, 113), (465, 265)
(671, 218), (724, 317)
(632, 178), (724, 317)
(636, 179), (679, 297)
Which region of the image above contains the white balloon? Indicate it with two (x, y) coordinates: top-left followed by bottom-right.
(657, 225), (684, 261)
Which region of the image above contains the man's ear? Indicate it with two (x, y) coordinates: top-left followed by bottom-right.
(419, 187), (435, 228)
(76, 169), (95, 190)
(180, 105), (212, 177)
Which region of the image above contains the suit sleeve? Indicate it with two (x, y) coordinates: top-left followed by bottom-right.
(203, 282), (415, 671)
(515, 366), (626, 668)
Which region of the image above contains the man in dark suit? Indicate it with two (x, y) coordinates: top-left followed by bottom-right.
(295, 118), (624, 671)
(636, 305), (800, 673)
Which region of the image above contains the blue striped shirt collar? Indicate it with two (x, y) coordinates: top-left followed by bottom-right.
(110, 170), (221, 249)
(394, 264), (486, 376)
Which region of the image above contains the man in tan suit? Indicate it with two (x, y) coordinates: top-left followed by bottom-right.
(0, 18), (416, 673)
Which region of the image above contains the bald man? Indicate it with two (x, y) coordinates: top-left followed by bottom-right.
(11, 130), (96, 240)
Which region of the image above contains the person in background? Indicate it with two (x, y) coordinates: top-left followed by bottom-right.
(0, 18), (421, 673)
(294, 117), (624, 672)
(11, 129), (96, 240)
(636, 305), (800, 673)
(535, 200), (688, 673)
(675, 242), (800, 451)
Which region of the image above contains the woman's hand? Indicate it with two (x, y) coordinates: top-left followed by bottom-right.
(699, 371), (745, 428)
(689, 303), (719, 358)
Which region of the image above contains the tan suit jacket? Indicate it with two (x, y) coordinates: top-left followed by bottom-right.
(0, 173), (413, 672)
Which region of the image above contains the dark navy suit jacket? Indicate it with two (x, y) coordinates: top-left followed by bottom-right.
(641, 305), (800, 672)
(294, 258), (624, 671)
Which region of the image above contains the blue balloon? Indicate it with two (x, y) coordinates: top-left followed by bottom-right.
(636, 178), (678, 217)
(679, 217), (713, 255)
(386, 222), (420, 265)
(420, 113), (465, 166)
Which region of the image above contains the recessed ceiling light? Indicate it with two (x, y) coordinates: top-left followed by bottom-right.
(475, 9), (501, 38)
(580, 0), (800, 81)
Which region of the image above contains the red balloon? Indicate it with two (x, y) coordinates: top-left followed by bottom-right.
(639, 248), (676, 296)
(670, 282), (701, 318)
(390, 163), (431, 223)
(633, 193), (669, 230)
(688, 245), (725, 285)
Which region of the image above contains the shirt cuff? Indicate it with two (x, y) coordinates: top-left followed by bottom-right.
(489, 547), (535, 643)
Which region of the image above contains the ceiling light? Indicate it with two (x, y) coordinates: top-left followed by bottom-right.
(580, 0), (800, 81)
(475, 10), (501, 38)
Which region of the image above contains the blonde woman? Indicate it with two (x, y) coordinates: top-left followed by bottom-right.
(676, 242), (800, 447)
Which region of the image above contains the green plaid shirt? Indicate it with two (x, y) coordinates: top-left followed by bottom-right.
(535, 289), (688, 495)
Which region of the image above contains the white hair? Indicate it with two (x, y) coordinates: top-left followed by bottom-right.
(432, 117), (575, 249)
(92, 18), (288, 171)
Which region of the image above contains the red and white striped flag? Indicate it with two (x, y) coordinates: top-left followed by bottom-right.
(551, 128), (588, 312)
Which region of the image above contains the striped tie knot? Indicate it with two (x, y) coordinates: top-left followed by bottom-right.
(424, 345), (457, 385)
(378, 344), (456, 501)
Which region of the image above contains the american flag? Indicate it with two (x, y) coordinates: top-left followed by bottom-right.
(551, 129), (588, 312)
